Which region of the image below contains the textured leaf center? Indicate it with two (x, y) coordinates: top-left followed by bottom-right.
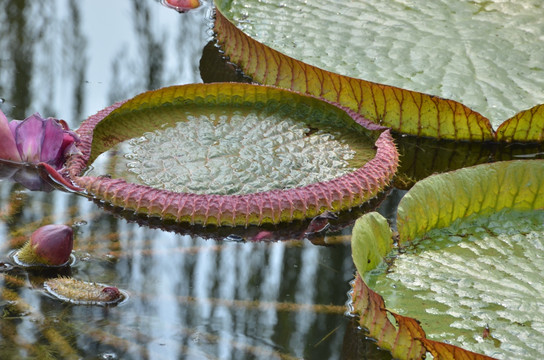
(86, 108), (375, 195)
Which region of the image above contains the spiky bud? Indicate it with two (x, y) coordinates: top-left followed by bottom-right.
(17, 224), (73, 266)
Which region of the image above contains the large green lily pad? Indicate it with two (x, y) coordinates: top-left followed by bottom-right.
(213, 0), (544, 142)
(66, 83), (398, 226)
(350, 160), (544, 359)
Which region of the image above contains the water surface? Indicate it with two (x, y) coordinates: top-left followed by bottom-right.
(0, 1), (392, 359)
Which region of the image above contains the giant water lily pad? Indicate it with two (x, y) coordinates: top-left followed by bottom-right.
(213, 0), (544, 142)
(66, 83), (398, 226)
(350, 160), (544, 359)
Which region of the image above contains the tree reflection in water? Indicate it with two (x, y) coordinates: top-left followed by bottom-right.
(0, 1), (392, 359)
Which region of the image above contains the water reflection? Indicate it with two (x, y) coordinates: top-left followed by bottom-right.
(394, 133), (544, 189)
(0, 179), (391, 359)
(0, 1), (392, 358)
(0, 0), (211, 127)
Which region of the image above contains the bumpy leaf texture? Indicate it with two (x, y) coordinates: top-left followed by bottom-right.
(351, 215), (496, 359)
(371, 210), (544, 359)
(213, 0), (544, 142)
(351, 160), (544, 359)
(66, 83), (398, 226)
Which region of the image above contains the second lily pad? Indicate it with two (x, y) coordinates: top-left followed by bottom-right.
(351, 160), (544, 359)
(367, 209), (544, 359)
(67, 83), (398, 226)
(214, 0), (544, 138)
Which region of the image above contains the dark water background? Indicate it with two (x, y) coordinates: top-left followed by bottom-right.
(0, 1), (397, 359)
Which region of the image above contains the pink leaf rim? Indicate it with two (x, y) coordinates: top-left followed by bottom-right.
(65, 83), (399, 226)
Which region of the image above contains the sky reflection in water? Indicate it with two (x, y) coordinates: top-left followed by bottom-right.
(0, 0), (209, 126)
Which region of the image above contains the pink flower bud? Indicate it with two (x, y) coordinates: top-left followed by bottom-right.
(17, 224), (74, 266)
(101, 287), (122, 302)
(162, 0), (200, 12)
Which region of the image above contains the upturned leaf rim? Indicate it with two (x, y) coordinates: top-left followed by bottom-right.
(66, 83), (399, 226)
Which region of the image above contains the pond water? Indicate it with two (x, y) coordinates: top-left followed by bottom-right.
(0, 1), (395, 359)
(2, 1), (543, 359)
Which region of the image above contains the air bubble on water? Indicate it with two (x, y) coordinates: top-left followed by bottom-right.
(99, 352), (118, 360)
(224, 234), (244, 242)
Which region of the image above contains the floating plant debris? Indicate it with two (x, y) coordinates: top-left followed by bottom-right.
(44, 277), (126, 306)
(304, 211), (338, 235)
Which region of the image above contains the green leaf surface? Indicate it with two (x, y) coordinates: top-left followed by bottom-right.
(369, 209), (544, 359)
(351, 160), (544, 359)
(351, 212), (393, 276)
(214, 0), (544, 129)
(67, 83), (398, 226)
(497, 103), (544, 142)
(214, 5), (496, 141)
(86, 84), (377, 195)
(397, 160), (544, 243)
(87, 106), (375, 196)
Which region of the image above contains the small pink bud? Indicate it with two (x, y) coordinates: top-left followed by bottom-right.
(17, 224), (73, 266)
(162, 0), (200, 12)
(101, 286), (122, 302)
